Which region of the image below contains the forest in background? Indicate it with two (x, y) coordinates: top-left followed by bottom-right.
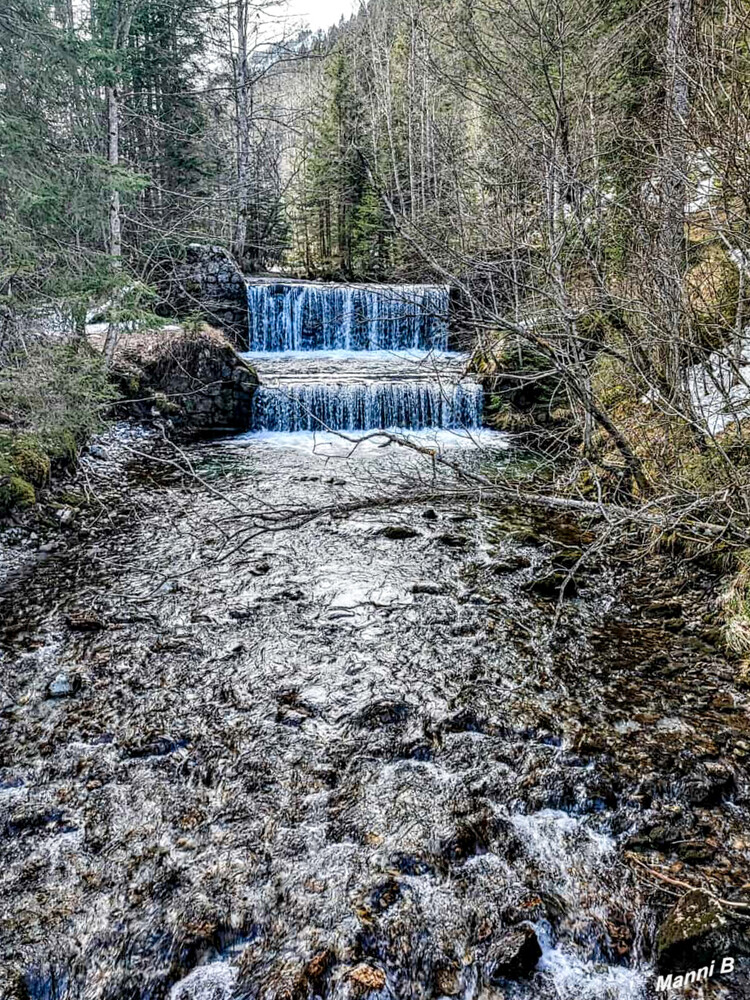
(3, 0), (750, 660)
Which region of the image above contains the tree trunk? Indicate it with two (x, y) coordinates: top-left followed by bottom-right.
(660, 0), (692, 389)
(232, 0), (251, 267)
(103, 2), (135, 366)
(107, 83), (122, 266)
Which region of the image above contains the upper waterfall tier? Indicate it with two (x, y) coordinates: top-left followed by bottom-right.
(246, 282), (449, 352)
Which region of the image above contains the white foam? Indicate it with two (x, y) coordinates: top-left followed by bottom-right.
(169, 962), (237, 1000)
(227, 427), (509, 453)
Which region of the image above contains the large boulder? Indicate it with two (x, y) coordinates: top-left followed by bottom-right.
(656, 890), (728, 968)
(113, 325), (258, 435)
(163, 245), (249, 346)
(487, 924), (542, 981)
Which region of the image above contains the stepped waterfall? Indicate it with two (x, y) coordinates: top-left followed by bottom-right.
(244, 281), (483, 434)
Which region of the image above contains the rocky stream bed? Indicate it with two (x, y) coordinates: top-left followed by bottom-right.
(1, 426), (750, 1000)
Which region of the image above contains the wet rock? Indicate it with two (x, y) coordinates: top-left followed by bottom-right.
(277, 588), (304, 601)
(487, 924), (542, 980)
(364, 878), (401, 914)
(684, 763), (735, 806)
(66, 610), (105, 631)
(46, 672), (76, 698)
(441, 809), (499, 864)
(437, 533), (468, 548)
(433, 966), (461, 995)
(492, 554), (532, 573)
(248, 560), (271, 576)
(57, 507), (75, 527)
(347, 964), (386, 995)
(355, 700), (409, 729)
(276, 705), (312, 727)
(123, 736), (188, 759)
(649, 600), (683, 619)
(656, 890), (727, 966)
(228, 605), (254, 620)
(640, 652), (669, 674)
(306, 948), (334, 983)
(378, 525), (421, 540)
(676, 840), (718, 864)
(389, 851), (435, 876)
(525, 567), (577, 598)
(398, 738), (434, 762)
(443, 708), (489, 734)
(554, 547), (584, 568)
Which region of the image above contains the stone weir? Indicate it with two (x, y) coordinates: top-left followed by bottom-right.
(243, 280), (484, 435)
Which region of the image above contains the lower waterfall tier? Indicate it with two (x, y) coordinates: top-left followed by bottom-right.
(249, 380), (484, 432)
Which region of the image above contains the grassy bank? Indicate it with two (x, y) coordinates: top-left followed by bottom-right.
(478, 329), (750, 681)
(0, 341), (115, 515)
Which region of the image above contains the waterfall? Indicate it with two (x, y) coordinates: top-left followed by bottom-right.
(244, 279), (484, 435)
(247, 282), (449, 352)
(249, 381), (483, 432)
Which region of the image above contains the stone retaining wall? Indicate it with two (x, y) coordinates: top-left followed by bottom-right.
(165, 245), (249, 346)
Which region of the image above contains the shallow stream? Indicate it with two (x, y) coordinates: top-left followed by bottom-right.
(2, 426), (749, 1000)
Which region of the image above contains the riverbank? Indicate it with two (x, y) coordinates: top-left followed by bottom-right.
(1, 425), (748, 1000)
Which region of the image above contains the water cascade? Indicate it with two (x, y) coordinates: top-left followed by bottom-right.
(251, 380), (483, 432)
(246, 282), (449, 352)
(245, 281), (482, 434)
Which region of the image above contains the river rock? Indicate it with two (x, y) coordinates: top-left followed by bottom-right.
(347, 964), (386, 994)
(492, 553), (532, 573)
(46, 672), (74, 698)
(656, 889), (727, 966)
(437, 532), (468, 547)
(433, 966), (461, 995)
(378, 525), (421, 540)
(66, 610), (105, 631)
(487, 924), (542, 980)
(525, 567), (577, 598)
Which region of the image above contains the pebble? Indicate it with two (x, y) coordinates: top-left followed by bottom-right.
(47, 673), (74, 698)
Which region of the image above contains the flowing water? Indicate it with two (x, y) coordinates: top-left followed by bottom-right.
(245, 351), (483, 433)
(246, 282), (449, 352)
(2, 284), (749, 1000)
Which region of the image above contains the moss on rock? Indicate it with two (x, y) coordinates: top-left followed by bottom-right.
(0, 473), (36, 512)
(656, 889), (726, 964)
(0, 432), (51, 486)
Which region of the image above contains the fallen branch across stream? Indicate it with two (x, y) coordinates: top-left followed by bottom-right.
(211, 429), (750, 551)
(117, 425), (750, 600)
